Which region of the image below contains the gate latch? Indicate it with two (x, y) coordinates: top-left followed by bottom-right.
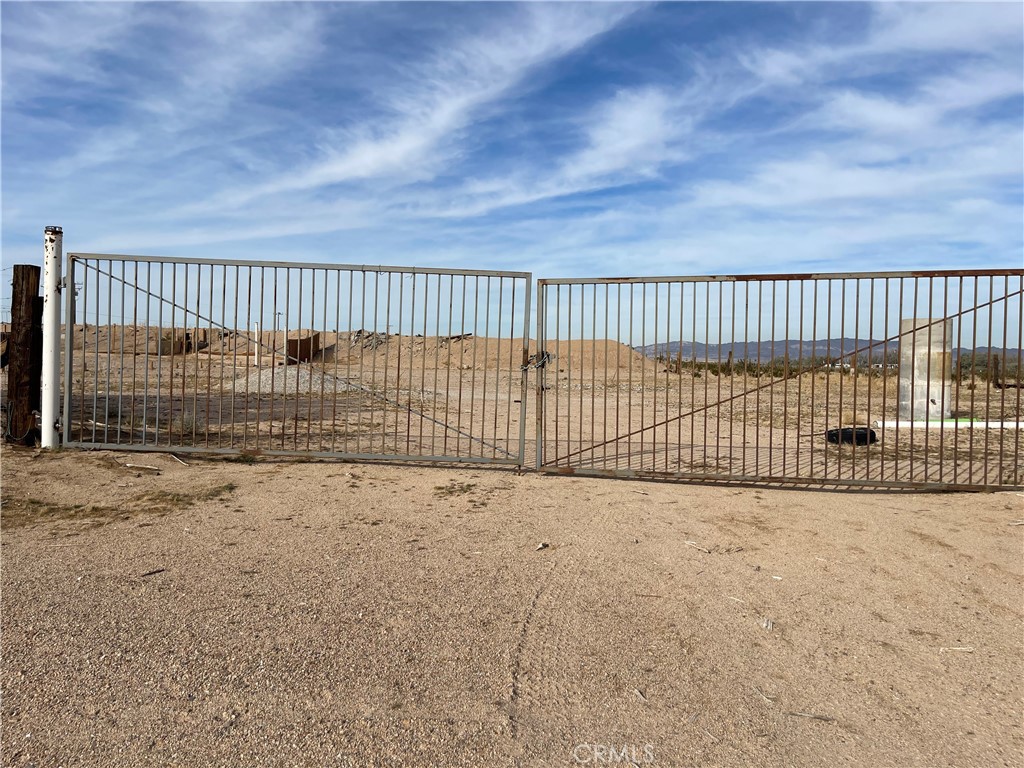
(524, 351), (552, 370)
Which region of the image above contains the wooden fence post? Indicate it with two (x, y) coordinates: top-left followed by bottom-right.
(6, 265), (43, 445)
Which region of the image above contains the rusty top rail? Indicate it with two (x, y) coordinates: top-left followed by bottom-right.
(538, 268), (1024, 286)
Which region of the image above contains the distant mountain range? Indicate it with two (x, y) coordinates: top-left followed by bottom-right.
(638, 339), (1022, 363)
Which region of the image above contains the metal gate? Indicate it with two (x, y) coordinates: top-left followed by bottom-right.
(536, 270), (1024, 490)
(62, 254), (531, 465)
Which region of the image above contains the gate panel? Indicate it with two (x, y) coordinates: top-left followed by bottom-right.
(63, 254), (531, 465)
(537, 271), (1024, 490)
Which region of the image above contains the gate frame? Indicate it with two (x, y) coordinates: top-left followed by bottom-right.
(61, 252), (532, 467)
(535, 269), (1024, 491)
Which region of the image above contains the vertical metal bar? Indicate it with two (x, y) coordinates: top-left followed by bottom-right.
(555, 285), (562, 464)
(62, 256), (77, 445)
(270, 268), (282, 450)
(880, 278), (891, 483)
(664, 282), (672, 472)
(851, 279), (861, 480)
(252, 268), (264, 454)
(430, 274), (441, 455)
(507, 279), (517, 460)
(362, 268), (374, 454)
(809, 279), (818, 479)
(1014, 275), (1023, 483)
(983, 275), (995, 483)
(219, 265), (227, 448)
(308, 269), (318, 451)
(535, 281), (545, 469)
(93, 260), (101, 443)
(953, 276), (964, 484)
(378, 272), (390, 455)
(311, 269), (324, 451)
(639, 284), (646, 469)
(179, 263), (188, 445)
(406, 272), (417, 455)
(442, 274), (454, 454)
(117, 260), (126, 445)
(267, 267), (278, 449)
(716, 281), (724, 475)
(225, 267), (236, 448)
(937, 276), (942, 481)
(155, 263), (164, 445)
(591, 284), (598, 470)
(192, 264), (201, 446)
(627, 284), (634, 468)
(185, 263), (195, 445)
(729, 281), (736, 478)
(203, 265), (212, 447)
(162, 261), (171, 445)
(240, 264), (248, 449)
(702, 281), (710, 475)
(894, 278), (905, 483)
(865, 278), (875, 482)
(837, 278), (847, 482)
(823, 278), (833, 479)
(795, 279), (804, 478)
(293, 267), (302, 450)
(760, 280), (767, 475)
(755, 280), (763, 476)
(394, 271), (405, 455)
(618, 283), (624, 471)
(238, 267), (248, 449)
(518, 275), (531, 466)
(923, 278), (934, 482)
(342, 269), (354, 453)
(104, 260), (113, 444)
(924, 279), (936, 482)
(567, 283), (574, 464)
(80, 259), (88, 442)
(651, 284), (658, 471)
(351, 269), (361, 453)
(467, 275), (478, 458)
(179, 262), (188, 446)
(740, 282), (748, 475)
(690, 282), (697, 472)
(911, 277), (922, 481)
(999, 274), (1007, 481)
(419, 272), (429, 455)
(491, 277), (501, 460)
(332, 268), (344, 454)
(455, 274), (466, 457)
(604, 283), (611, 470)
(939, 276), (950, 484)
(966, 276), (983, 483)
(781, 279), (789, 478)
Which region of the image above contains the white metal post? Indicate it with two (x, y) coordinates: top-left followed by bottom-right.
(41, 225), (63, 448)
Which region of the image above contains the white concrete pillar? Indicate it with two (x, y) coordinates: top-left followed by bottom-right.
(898, 318), (952, 420)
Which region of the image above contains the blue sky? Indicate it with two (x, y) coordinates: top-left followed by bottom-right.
(2, 0), (1022, 293)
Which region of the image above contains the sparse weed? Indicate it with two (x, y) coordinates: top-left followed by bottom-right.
(433, 481), (477, 498)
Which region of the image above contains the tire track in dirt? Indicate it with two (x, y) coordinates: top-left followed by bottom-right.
(506, 560), (555, 743)
(505, 491), (632, 765)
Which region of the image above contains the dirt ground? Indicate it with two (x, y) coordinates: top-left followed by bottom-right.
(1, 444), (1022, 767)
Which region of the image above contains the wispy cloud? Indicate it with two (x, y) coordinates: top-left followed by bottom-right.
(188, 4), (638, 213)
